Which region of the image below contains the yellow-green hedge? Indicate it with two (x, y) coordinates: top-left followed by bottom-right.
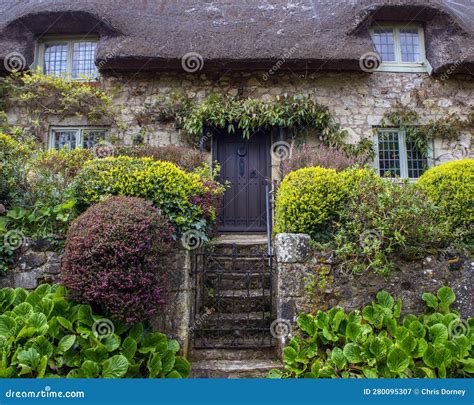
(72, 156), (213, 232)
(274, 167), (346, 238)
(417, 159), (474, 228)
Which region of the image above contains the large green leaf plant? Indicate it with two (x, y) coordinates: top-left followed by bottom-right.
(270, 287), (473, 378)
(0, 284), (191, 378)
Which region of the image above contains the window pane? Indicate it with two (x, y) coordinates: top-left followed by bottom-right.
(72, 42), (98, 79)
(53, 130), (78, 150)
(400, 28), (421, 62)
(378, 131), (401, 177)
(44, 43), (68, 76)
(82, 129), (106, 149)
(372, 29), (396, 62)
(406, 139), (428, 178)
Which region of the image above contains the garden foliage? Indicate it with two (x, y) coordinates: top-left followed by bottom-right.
(61, 197), (174, 324)
(0, 284), (191, 378)
(72, 156), (224, 234)
(417, 159), (473, 230)
(270, 287), (473, 379)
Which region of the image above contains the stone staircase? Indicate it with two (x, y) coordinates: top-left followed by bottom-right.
(190, 235), (282, 378)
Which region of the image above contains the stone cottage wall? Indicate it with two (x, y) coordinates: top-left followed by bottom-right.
(101, 71), (473, 175)
(274, 233), (473, 356)
(5, 70), (473, 180)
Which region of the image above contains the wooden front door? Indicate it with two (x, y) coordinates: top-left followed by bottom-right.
(213, 129), (270, 232)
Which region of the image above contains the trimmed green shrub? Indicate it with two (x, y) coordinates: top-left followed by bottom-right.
(61, 196), (174, 324)
(269, 287), (473, 379)
(274, 167), (346, 240)
(72, 156), (222, 234)
(0, 284), (191, 378)
(417, 159), (474, 229)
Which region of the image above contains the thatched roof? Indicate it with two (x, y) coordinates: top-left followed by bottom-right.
(0, 0), (473, 75)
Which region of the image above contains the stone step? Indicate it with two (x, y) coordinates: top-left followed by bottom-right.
(191, 348), (277, 361)
(193, 335), (275, 349)
(202, 272), (271, 290)
(191, 359), (282, 378)
(200, 293), (272, 313)
(201, 312), (272, 329)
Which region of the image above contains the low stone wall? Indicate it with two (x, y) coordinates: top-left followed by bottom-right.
(0, 239), (61, 290)
(274, 233), (473, 355)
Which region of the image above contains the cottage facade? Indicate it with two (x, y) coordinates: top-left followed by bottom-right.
(1, 0), (473, 233)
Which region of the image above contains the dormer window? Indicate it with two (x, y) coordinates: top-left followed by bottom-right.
(36, 37), (99, 80)
(370, 25), (431, 73)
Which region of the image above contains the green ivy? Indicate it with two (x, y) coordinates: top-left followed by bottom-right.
(0, 284), (191, 378)
(270, 287), (473, 378)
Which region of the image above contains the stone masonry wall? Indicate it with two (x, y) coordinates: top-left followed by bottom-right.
(5, 71), (473, 181)
(274, 233), (473, 356)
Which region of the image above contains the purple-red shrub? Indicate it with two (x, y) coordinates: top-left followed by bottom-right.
(61, 196), (174, 323)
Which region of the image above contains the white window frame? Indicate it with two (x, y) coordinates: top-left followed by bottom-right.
(49, 127), (108, 150)
(35, 36), (99, 81)
(373, 128), (433, 180)
(370, 24), (432, 73)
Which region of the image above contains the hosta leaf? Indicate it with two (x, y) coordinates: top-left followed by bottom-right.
(393, 298), (402, 318)
(437, 287), (455, 308)
(32, 336), (54, 357)
(331, 347), (347, 370)
(84, 346), (109, 363)
(369, 337), (387, 360)
(332, 310), (345, 332)
(140, 332), (168, 353)
(343, 343), (364, 364)
(37, 355), (48, 378)
(161, 351), (176, 374)
(81, 360), (100, 378)
(268, 369), (283, 378)
(459, 359), (474, 373)
(17, 348), (41, 368)
(128, 323), (144, 342)
(346, 322), (362, 342)
(102, 355), (129, 378)
(103, 335), (121, 352)
(0, 315), (16, 337)
(419, 367), (436, 378)
(429, 324), (449, 344)
(165, 370), (182, 378)
(56, 316), (73, 331)
(298, 313), (316, 336)
(283, 347), (298, 362)
(376, 291), (394, 309)
(413, 339), (428, 358)
(421, 293), (438, 310)
(167, 339), (180, 353)
(57, 335), (76, 354)
(387, 347), (409, 374)
(173, 357), (191, 378)
(28, 313), (49, 336)
(363, 368), (378, 378)
(408, 321), (426, 338)
(423, 344), (451, 369)
(121, 336), (137, 361)
(147, 353), (162, 378)
(12, 302), (33, 318)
